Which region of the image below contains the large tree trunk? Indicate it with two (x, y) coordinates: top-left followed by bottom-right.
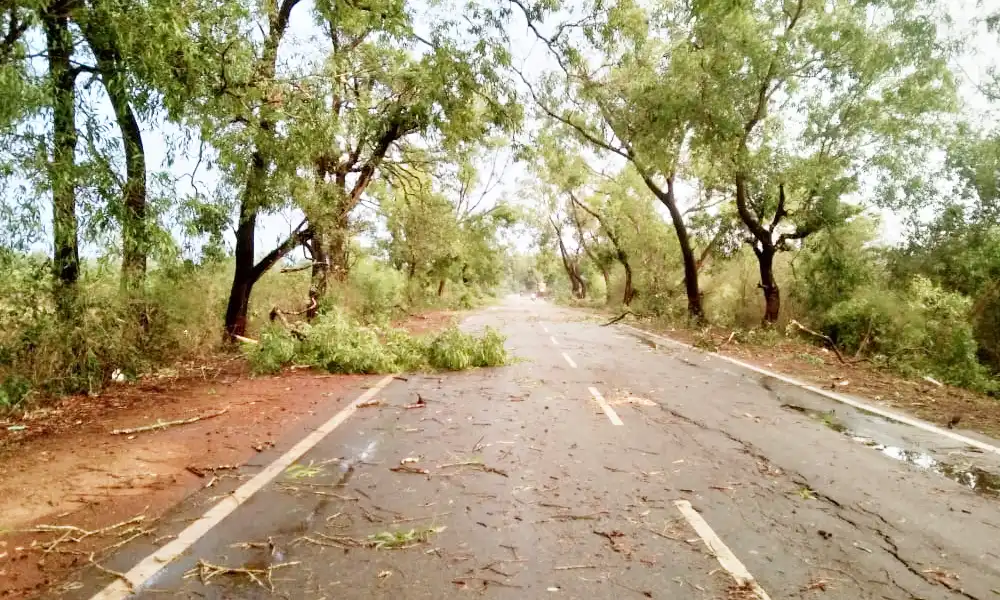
(640, 175), (703, 320)
(756, 246), (780, 323)
(600, 267), (611, 304)
(44, 7), (80, 320)
(224, 195), (259, 339)
(622, 261), (635, 306)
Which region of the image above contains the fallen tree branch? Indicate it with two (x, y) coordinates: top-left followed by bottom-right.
(111, 407), (230, 435)
(280, 261), (327, 274)
(269, 297), (318, 321)
(789, 320), (849, 365)
(89, 552), (133, 591)
(602, 310), (634, 326)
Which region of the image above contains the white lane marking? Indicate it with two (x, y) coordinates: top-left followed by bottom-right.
(561, 352), (577, 369)
(549, 335), (559, 346)
(674, 500), (772, 600)
(91, 374), (398, 600)
(541, 324), (550, 333)
(587, 386), (624, 426)
(618, 324), (1000, 457)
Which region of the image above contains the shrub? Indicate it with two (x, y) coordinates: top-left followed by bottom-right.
(821, 276), (992, 389)
(248, 326), (297, 375)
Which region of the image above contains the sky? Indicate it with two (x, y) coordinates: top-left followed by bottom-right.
(4, 0), (1000, 263)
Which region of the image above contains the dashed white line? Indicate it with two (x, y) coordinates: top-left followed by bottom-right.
(541, 324), (550, 333)
(549, 335), (559, 346)
(674, 500), (772, 600)
(561, 352), (577, 368)
(587, 387), (624, 426)
(90, 374), (399, 600)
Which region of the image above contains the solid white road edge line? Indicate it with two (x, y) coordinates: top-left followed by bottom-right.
(588, 386), (624, 426)
(90, 374), (399, 600)
(561, 352), (578, 369)
(674, 500), (772, 600)
(549, 335), (559, 346)
(618, 323), (1000, 457)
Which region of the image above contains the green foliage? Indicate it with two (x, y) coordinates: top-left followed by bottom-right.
(822, 277), (991, 389)
(347, 260), (406, 324)
(247, 327), (297, 375)
(244, 311), (508, 376)
(0, 374), (31, 410)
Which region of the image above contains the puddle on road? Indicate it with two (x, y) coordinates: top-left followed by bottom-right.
(780, 404), (1000, 497)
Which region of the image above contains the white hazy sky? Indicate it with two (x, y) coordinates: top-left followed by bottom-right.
(7, 0), (999, 260)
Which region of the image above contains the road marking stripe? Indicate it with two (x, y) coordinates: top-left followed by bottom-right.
(618, 324), (1000, 457)
(550, 335), (559, 346)
(90, 374), (398, 600)
(674, 500), (771, 600)
(588, 387), (624, 426)
(541, 324), (550, 333)
(561, 352), (577, 368)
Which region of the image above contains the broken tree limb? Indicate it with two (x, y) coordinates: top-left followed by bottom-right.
(789, 320), (849, 364)
(280, 261), (328, 274)
(602, 311), (634, 327)
(233, 335), (258, 345)
(111, 407), (230, 435)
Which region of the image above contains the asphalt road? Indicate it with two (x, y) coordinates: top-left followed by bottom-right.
(63, 297), (1000, 600)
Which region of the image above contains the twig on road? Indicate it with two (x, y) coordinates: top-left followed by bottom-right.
(111, 407), (230, 435)
(453, 577), (524, 589)
(185, 559), (300, 591)
(554, 564), (597, 571)
(88, 552), (133, 592)
(438, 460), (508, 477)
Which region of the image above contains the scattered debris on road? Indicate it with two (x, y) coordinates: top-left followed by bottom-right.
(184, 558), (299, 591)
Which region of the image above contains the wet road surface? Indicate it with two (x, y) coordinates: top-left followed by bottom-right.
(62, 297), (1000, 599)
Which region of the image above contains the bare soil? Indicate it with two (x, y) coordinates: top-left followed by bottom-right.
(0, 311), (458, 599)
(652, 323), (1000, 441)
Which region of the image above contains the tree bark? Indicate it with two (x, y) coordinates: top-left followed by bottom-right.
(225, 215), (311, 339)
(44, 6), (80, 320)
(756, 245), (780, 323)
(622, 261), (635, 306)
(735, 173), (781, 325)
(437, 278), (446, 297)
(639, 174), (703, 320)
(224, 194), (259, 340)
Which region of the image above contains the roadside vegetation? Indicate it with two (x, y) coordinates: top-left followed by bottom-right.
(513, 0), (1000, 396)
(2, 0), (999, 409)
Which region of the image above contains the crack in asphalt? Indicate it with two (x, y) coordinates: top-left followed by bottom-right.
(653, 402), (988, 600)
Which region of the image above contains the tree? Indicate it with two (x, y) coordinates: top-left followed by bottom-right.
(686, 0), (955, 323)
(509, 0), (707, 318)
(42, 1), (81, 319)
(296, 3), (521, 312)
